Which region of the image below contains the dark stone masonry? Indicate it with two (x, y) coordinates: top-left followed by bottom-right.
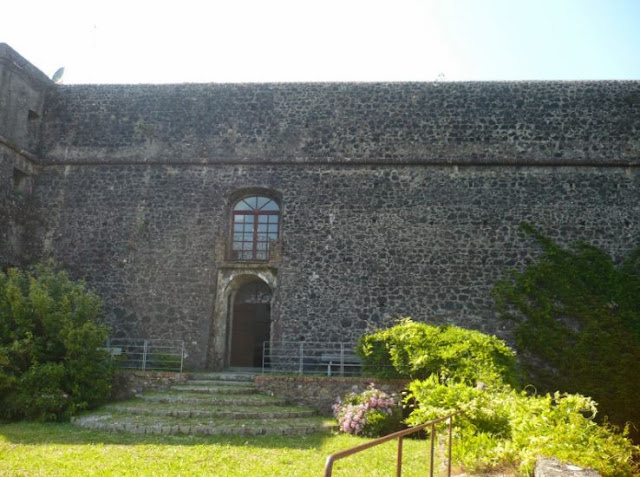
(1, 43), (639, 370)
(111, 371), (189, 401)
(254, 376), (409, 414)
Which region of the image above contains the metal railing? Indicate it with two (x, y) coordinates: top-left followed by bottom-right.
(324, 410), (463, 477)
(261, 341), (362, 376)
(104, 338), (185, 372)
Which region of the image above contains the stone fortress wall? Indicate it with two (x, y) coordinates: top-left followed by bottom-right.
(0, 44), (50, 271)
(1, 43), (639, 369)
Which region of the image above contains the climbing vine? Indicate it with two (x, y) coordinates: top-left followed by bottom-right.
(492, 223), (640, 440)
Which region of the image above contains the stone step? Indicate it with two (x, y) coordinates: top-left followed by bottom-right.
(71, 369), (331, 437)
(72, 413), (331, 436)
(105, 401), (317, 419)
(187, 372), (255, 382)
(137, 391), (286, 406)
(185, 379), (253, 387)
(171, 384), (257, 394)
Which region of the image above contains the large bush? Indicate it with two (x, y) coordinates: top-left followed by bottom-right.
(357, 318), (519, 387)
(358, 316), (640, 474)
(0, 263), (112, 421)
(493, 224), (640, 440)
(407, 377), (640, 476)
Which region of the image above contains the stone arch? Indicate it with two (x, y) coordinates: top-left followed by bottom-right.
(207, 268), (277, 370)
(227, 187), (282, 208)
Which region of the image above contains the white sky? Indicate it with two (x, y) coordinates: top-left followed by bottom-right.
(3, 0), (640, 84)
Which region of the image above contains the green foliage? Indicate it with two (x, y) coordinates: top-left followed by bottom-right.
(407, 375), (511, 437)
(407, 378), (640, 476)
(332, 384), (403, 437)
(492, 224), (640, 439)
(357, 318), (519, 387)
(0, 263), (112, 421)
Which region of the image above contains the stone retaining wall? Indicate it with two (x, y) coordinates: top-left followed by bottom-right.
(111, 370), (188, 400)
(254, 375), (410, 414)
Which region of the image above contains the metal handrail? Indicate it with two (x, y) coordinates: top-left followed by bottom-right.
(104, 338), (185, 372)
(261, 341), (362, 376)
(324, 409), (463, 477)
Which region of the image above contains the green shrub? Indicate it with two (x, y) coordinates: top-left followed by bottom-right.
(332, 384), (403, 437)
(0, 262), (112, 421)
(493, 224), (640, 440)
(406, 378), (640, 476)
(406, 375), (511, 437)
(357, 318), (519, 387)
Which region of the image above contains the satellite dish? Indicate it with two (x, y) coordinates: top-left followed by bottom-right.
(51, 67), (65, 84)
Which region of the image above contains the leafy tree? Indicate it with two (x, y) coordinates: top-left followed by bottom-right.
(493, 223), (640, 440)
(0, 262), (112, 421)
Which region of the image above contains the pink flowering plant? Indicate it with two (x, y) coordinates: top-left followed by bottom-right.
(332, 384), (403, 437)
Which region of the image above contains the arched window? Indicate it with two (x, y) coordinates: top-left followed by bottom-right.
(232, 196), (280, 261)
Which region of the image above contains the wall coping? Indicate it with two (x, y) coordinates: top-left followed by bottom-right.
(0, 43), (53, 87)
(254, 375), (409, 384)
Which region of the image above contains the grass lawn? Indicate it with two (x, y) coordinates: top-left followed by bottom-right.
(0, 422), (437, 476)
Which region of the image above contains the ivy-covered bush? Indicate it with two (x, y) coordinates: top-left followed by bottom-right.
(357, 318), (519, 387)
(332, 384), (402, 437)
(493, 224), (640, 440)
(407, 377), (640, 476)
(0, 263), (112, 421)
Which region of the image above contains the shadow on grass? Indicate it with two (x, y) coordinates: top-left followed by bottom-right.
(0, 421), (335, 449)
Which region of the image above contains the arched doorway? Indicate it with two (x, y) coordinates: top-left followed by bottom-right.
(208, 269), (277, 371)
(229, 279), (272, 368)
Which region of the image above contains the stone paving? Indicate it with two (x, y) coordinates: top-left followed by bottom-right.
(72, 372), (331, 436)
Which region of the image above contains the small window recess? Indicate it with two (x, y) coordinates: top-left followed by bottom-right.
(27, 110), (41, 150)
(13, 168), (33, 196)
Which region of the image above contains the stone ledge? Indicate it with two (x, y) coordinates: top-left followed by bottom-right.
(254, 375), (410, 414)
(535, 457), (600, 476)
(71, 414), (329, 436)
(111, 370), (188, 400)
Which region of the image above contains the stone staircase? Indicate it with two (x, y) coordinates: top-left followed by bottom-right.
(72, 372), (331, 436)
